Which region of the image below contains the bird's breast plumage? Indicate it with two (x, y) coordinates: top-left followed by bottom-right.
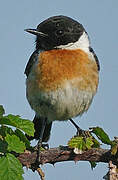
(35, 49), (98, 91)
(26, 49), (99, 121)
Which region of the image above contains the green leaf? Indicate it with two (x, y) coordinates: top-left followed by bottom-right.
(0, 126), (31, 149)
(15, 129), (30, 149)
(0, 140), (8, 154)
(0, 114), (34, 136)
(91, 127), (112, 145)
(0, 153), (24, 180)
(0, 105), (5, 117)
(92, 138), (101, 148)
(0, 126), (14, 138)
(68, 137), (86, 151)
(85, 137), (94, 149)
(111, 142), (118, 155)
(5, 134), (26, 153)
(89, 161), (97, 170)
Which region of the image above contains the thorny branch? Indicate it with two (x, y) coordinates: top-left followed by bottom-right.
(18, 146), (118, 167)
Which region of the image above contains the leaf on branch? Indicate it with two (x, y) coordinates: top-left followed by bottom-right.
(111, 143), (118, 155)
(68, 133), (98, 154)
(0, 114), (34, 136)
(110, 137), (118, 155)
(68, 137), (86, 151)
(92, 137), (101, 148)
(15, 129), (30, 149)
(0, 139), (8, 154)
(90, 127), (112, 145)
(85, 137), (94, 150)
(0, 153), (24, 180)
(0, 105), (5, 117)
(0, 126), (14, 138)
(5, 134), (26, 153)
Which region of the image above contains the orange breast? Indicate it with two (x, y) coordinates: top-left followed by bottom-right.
(35, 49), (99, 92)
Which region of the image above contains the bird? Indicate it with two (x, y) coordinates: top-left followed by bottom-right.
(24, 15), (100, 148)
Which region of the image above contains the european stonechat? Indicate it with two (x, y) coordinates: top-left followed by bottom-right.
(25, 15), (100, 146)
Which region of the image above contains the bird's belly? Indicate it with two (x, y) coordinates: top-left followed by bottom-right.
(26, 79), (94, 122)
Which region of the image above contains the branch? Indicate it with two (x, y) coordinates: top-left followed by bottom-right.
(103, 161), (118, 180)
(18, 146), (118, 167)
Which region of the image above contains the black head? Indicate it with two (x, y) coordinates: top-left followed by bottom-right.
(25, 15), (85, 51)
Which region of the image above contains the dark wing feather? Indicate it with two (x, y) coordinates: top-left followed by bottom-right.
(24, 50), (39, 77)
(89, 47), (100, 71)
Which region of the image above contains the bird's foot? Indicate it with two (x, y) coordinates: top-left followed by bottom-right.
(34, 141), (49, 164)
(69, 118), (89, 138)
(76, 127), (90, 138)
(34, 142), (49, 151)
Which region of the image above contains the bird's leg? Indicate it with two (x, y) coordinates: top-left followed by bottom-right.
(36, 118), (47, 162)
(69, 118), (86, 136)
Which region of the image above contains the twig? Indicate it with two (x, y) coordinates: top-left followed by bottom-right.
(37, 167), (45, 180)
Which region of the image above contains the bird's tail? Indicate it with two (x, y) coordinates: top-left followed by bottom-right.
(26, 116), (52, 142)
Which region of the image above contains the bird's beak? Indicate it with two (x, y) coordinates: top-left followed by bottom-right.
(24, 29), (48, 37)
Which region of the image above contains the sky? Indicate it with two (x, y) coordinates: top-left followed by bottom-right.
(0, 0), (118, 179)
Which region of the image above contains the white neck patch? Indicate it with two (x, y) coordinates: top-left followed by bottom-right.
(55, 32), (90, 53)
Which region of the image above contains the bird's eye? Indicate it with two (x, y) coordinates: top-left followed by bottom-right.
(55, 29), (64, 36)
